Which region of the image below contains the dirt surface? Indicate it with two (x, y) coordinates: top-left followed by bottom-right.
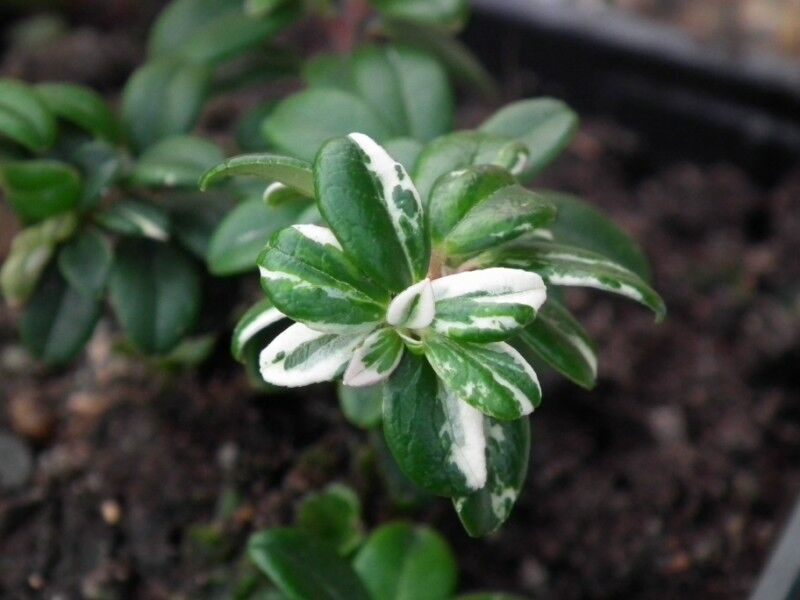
(2, 8), (800, 600)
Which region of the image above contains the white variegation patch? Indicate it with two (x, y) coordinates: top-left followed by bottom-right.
(487, 341), (539, 416)
(348, 132), (426, 278)
(546, 273), (645, 304)
(290, 224), (342, 249)
(235, 306), (286, 351)
(260, 323), (369, 387)
(263, 182), (287, 204)
(386, 278), (435, 329)
(343, 328), (403, 387)
(440, 388), (487, 490)
(432, 267), (546, 311)
(117, 205), (168, 240)
(568, 332), (598, 378)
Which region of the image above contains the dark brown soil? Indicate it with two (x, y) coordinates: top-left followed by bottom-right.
(1, 8), (800, 600)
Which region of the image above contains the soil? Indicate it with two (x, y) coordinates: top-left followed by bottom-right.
(1, 6), (800, 600)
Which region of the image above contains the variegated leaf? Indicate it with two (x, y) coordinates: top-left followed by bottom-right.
(260, 323), (369, 387)
(258, 224), (388, 333)
(515, 299), (598, 390)
(454, 416), (530, 537)
(383, 353), (488, 496)
(199, 153), (315, 197)
(431, 267), (546, 343)
(423, 334), (540, 420)
(386, 278), (435, 329)
(315, 133), (430, 292)
(231, 297), (286, 362)
(472, 240), (666, 320)
(343, 327), (404, 387)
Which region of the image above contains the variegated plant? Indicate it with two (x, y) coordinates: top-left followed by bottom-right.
(203, 131), (664, 536)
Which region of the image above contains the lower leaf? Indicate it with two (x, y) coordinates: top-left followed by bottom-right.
(454, 416), (530, 538)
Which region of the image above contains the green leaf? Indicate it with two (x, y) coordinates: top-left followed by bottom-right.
(236, 101), (275, 152)
(315, 134), (429, 292)
(385, 278), (435, 330)
(148, 0), (299, 65)
(169, 199), (230, 259)
(383, 353), (489, 496)
(0, 159), (81, 223)
(474, 240), (666, 320)
(263, 88), (392, 161)
(245, 0), (291, 17)
(545, 191), (652, 281)
(200, 153), (314, 197)
(370, 0), (468, 30)
(95, 200), (170, 241)
(351, 45), (452, 142)
(121, 57), (211, 151)
(258, 224), (387, 332)
(430, 268), (546, 343)
(57, 228), (112, 298)
(480, 98), (578, 182)
(342, 327), (404, 387)
(303, 54), (356, 91)
(297, 484), (364, 556)
(0, 212), (77, 305)
(130, 135), (224, 187)
(353, 522), (457, 600)
(208, 198), (307, 276)
(515, 299), (597, 390)
(337, 382), (383, 429)
(248, 529), (371, 600)
(259, 323), (369, 387)
(457, 595), (529, 600)
(454, 417), (530, 538)
(231, 297), (285, 362)
(35, 82), (120, 142)
(21, 265), (101, 365)
(0, 79), (56, 152)
(72, 141), (122, 211)
(423, 334), (540, 420)
(109, 239), (201, 354)
(413, 131), (529, 203)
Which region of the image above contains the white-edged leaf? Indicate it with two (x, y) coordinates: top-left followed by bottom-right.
(423, 334), (540, 420)
(431, 267), (546, 343)
(383, 353), (488, 496)
(315, 133), (429, 292)
(473, 240), (666, 321)
(386, 278), (435, 329)
(231, 297), (286, 362)
(343, 327), (404, 387)
(259, 323), (369, 387)
(258, 224), (388, 333)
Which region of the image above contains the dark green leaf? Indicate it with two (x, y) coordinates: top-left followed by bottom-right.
(297, 484), (364, 556)
(0, 159), (81, 223)
(57, 228), (112, 298)
(480, 98), (578, 182)
(413, 131), (528, 203)
(21, 265), (101, 365)
(95, 200), (170, 240)
(130, 135), (224, 187)
(545, 191), (652, 281)
(337, 382), (383, 429)
(315, 134), (429, 292)
(454, 417), (530, 538)
(121, 57), (211, 151)
(71, 141), (122, 211)
(200, 153), (314, 197)
(263, 88), (392, 161)
(109, 239), (201, 354)
(248, 529), (371, 600)
(207, 198), (307, 276)
(0, 78), (56, 152)
(515, 299), (597, 390)
(35, 82), (120, 142)
(353, 522), (457, 600)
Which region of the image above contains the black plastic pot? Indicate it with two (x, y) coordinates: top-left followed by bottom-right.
(468, 0), (800, 186)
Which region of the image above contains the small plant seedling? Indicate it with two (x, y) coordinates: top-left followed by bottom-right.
(241, 484), (527, 600)
(206, 130), (665, 537)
